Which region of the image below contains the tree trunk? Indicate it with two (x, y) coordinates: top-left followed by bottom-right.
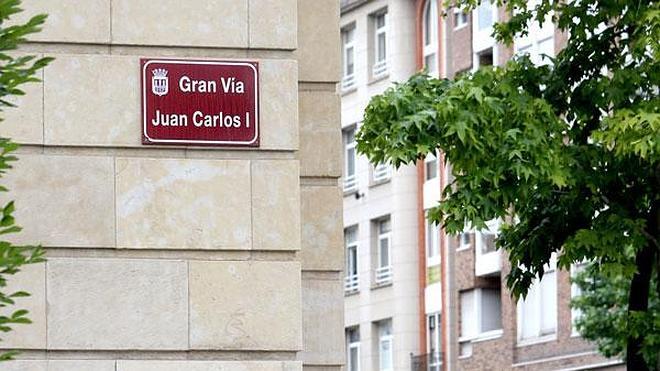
(626, 207), (658, 371)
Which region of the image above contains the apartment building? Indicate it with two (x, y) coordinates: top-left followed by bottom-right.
(340, 1), (420, 371)
(343, 1), (624, 370)
(415, 1), (623, 370)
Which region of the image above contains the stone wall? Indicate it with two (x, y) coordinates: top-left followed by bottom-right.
(0, 1), (343, 370)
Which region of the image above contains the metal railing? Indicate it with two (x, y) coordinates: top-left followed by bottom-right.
(343, 174), (357, 192)
(375, 265), (392, 284)
(341, 74), (356, 91)
(410, 352), (442, 371)
(373, 163), (391, 182)
(372, 60), (388, 77)
(344, 274), (359, 293)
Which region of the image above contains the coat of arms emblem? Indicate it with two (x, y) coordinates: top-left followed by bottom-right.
(151, 68), (169, 96)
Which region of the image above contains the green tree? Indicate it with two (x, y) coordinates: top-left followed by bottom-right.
(0, 0), (51, 360)
(355, 0), (659, 369)
(572, 262), (660, 368)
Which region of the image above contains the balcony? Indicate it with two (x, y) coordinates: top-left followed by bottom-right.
(375, 265), (392, 285)
(343, 174), (357, 193)
(474, 221), (502, 277)
(411, 352), (442, 371)
(344, 274), (359, 293)
(373, 163), (391, 182)
(341, 74), (356, 92)
(372, 60), (388, 78)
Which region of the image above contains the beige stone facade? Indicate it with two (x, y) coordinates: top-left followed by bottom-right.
(0, 1), (343, 370)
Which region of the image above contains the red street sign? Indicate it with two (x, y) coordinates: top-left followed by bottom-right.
(141, 58), (259, 146)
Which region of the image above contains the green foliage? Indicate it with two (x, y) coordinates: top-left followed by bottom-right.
(0, 0), (51, 360)
(573, 263), (660, 368)
(357, 0), (659, 367)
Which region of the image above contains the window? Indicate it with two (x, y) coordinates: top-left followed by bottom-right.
(472, 0), (497, 69)
(459, 288), (503, 357)
(571, 262), (588, 336)
(476, 1), (494, 30)
(427, 313), (442, 371)
(375, 217), (392, 284)
(426, 216), (440, 266)
(345, 226), (359, 293)
(514, 0), (555, 66)
(373, 162), (391, 182)
(475, 47), (494, 68)
(476, 219), (499, 255)
(425, 153), (438, 180)
(457, 231), (472, 250)
(342, 26), (356, 91)
(518, 255), (557, 343)
(377, 320), (393, 371)
(347, 327), (360, 371)
(343, 127), (357, 192)
(453, 7), (468, 29)
(372, 11), (388, 77)
(422, 0), (438, 76)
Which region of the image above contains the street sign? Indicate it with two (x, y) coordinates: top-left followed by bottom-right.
(141, 58), (259, 146)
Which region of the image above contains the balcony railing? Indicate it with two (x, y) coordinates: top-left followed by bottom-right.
(344, 274), (359, 293)
(375, 265), (392, 284)
(341, 74), (356, 91)
(343, 175), (357, 193)
(373, 163), (391, 182)
(372, 60), (388, 78)
(410, 352), (442, 371)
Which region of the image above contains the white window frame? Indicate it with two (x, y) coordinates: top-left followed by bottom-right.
(378, 320), (393, 371)
(345, 226), (359, 293)
(453, 7), (468, 30)
(471, 0), (498, 70)
(517, 254), (558, 345)
(459, 289), (503, 355)
(347, 327), (361, 371)
(425, 152), (438, 181)
(372, 11), (388, 78)
(343, 126), (358, 192)
(427, 313), (442, 371)
(375, 217), (392, 284)
(457, 231), (472, 251)
(513, 0), (555, 66)
(373, 162), (391, 182)
(422, 0), (439, 77)
(570, 261), (588, 336)
(426, 216), (440, 266)
(342, 26), (356, 91)
(475, 219), (500, 256)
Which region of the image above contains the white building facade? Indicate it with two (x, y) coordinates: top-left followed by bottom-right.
(340, 0), (420, 370)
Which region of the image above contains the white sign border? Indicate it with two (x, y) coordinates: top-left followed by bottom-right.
(142, 59), (259, 146)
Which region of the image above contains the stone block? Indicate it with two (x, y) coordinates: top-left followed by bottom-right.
(46, 258), (188, 350)
(259, 60), (298, 150)
(116, 158), (251, 250)
(296, 0), (340, 82)
(117, 361), (302, 371)
(299, 278), (344, 365)
(0, 360), (46, 371)
(48, 360), (116, 371)
(300, 186), (343, 271)
(21, 0), (111, 43)
(0, 263), (46, 349)
(299, 91), (341, 177)
(251, 160), (300, 250)
(44, 55), (139, 147)
(249, 0), (297, 49)
(2, 68), (43, 145)
(112, 0), (248, 48)
(2, 154), (115, 247)
(189, 261), (302, 350)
